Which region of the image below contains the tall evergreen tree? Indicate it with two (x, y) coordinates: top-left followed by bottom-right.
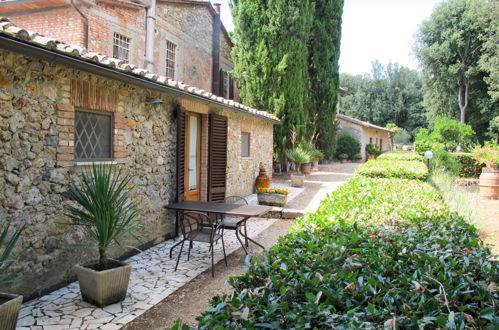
(230, 0), (314, 159)
(308, 0), (344, 159)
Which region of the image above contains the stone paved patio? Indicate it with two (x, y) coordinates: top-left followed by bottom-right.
(16, 218), (277, 330)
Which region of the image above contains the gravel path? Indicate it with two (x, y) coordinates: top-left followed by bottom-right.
(123, 163), (358, 329)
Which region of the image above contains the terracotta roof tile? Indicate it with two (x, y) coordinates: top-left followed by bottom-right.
(0, 17), (279, 123)
(337, 113), (393, 133)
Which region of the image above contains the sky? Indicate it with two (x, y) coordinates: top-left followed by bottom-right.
(212, 0), (443, 75)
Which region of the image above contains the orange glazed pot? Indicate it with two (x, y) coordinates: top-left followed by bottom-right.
(479, 167), (499, 200)
(255, 167), (270, 190)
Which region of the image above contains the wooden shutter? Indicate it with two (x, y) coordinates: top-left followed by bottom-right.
(176, 107), (185, 202)
(208, 114), (227, 202)
(229, 75), (234, 100)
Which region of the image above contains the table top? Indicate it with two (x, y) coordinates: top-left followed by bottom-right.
(166, 201), (272, 217)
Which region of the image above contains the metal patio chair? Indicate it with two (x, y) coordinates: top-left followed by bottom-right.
(219, 196), (250, 254)
(174, 211), (227, 277)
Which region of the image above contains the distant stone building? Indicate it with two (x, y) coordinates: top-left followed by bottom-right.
(0, 16), (277, 299)
(337, 114), (393, 160)
(0, 0), (236, 98)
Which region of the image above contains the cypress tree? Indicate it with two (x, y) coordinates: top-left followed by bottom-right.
(230, 0), (314, 159)
(308, 0), (344, 159)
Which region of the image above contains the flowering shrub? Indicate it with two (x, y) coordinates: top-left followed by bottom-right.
(377, 151), (425, 162)
(356, 159), (429, 180)
(197, 177), (498, 328)
(257, 187), (289, 195)
(474, 144), (499, 169)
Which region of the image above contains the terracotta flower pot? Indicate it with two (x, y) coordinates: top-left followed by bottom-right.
(75, 259), (131, 307)
(300, 163), (312, 175)
(290, 173), (304, 187)
(257, 192), (287, 207)
(0, 293), (22, 330)
(255, 167), (270, 190)
(340, 159), (347, 164)
(479, 167), (499, 200)
(367, 155), (375, 160)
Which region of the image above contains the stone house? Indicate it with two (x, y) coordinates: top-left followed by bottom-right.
(0, 0), (237, 99)
(0, 18), (278, 299)
(337, 114), (393, 160)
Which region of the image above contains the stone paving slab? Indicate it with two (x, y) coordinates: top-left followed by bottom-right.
(16, 218), (277, 330)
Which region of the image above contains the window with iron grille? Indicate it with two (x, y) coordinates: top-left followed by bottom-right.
(241, 132), (250, 157)
(113, 33), (130, 61)
(165, 40), (176, 79)
(75, 110), (113, 160)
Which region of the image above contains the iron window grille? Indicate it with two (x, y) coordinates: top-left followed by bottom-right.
(166, 40), (176, 79)
(241, 132), (250, 157)
(113, 33), (130, 61)
(75, 110), (113, 161)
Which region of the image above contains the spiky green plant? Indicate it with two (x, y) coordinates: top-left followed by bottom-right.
(285, 147), (311, 174)
(65, 165), (140, 268)
(0, 222), (25, 287)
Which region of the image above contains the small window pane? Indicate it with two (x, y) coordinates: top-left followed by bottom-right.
(113, 33), (130, 61)
(75, 111), (112, 160)
(166, 40), (176, 79)
(241, 132), (250, 157)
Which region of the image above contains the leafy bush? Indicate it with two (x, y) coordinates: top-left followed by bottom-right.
(356, 159), (429, 180)
(453, 152), (485, 178)
(377, 151), (425, 162)
(365, 143), (381, 156)
(336, 132), (360, 159)
(353, 153), (362, 160)
(338, 153), (348, 160)
(431, 149), (460, 175)
(197, 177), (498, 329)
(414, 127), (444, 154)
(432, 116), (474, 152)
(393, 128), (412, 145)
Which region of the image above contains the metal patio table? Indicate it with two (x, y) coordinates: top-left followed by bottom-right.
(165, 201), (272, 258)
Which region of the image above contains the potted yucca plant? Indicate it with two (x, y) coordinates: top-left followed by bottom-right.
(0, 222), (25, 330)
(65, 165), (141, 307)
(285, 147), (311, 187)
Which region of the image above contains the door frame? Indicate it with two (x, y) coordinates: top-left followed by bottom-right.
(184, 112), (202, 201)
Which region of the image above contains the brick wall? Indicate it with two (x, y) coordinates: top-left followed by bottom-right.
(6, 6), (84, 45)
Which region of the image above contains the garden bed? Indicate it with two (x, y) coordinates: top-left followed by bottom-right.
(197, 176), (498, 328)
(356, 159), (429, 180)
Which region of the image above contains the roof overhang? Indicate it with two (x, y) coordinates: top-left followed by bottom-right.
(0, 33), (280, 124)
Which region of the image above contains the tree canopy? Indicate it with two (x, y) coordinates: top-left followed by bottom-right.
(414, 0), (498, 141)
(339, 61), (427, 137)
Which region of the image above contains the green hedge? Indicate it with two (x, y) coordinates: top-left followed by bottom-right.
(453, 153), (485, 178)
(377, 151), (425, 162)
(197, 177), (498, 329)
(355, 159), (429, 181)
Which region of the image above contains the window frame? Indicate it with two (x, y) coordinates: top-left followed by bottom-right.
(165, 40), (177, 79)
(241, 132), (250, 158)
(74, 108), (114, 162)
(113, 32), (131, 62)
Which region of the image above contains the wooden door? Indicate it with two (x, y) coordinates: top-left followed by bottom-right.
(208, 114), (228, 202)
(184, 112), (201, 201)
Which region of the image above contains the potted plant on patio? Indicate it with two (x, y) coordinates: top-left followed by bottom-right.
(474, 144), (499, 200)
(338, 153), (348, 163)
(257, 187), (289, 207)
(65, 165), (141, 307)
(353, 153), (363, 163)
(285, 147), (311, 187)
(0, 222), (25, 330)
(311, 148), (325, 171)
(366, 143), (381, 159)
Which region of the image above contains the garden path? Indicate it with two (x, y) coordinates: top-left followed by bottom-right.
(124, 162), (358, 329)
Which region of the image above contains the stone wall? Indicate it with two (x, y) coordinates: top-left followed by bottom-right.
(0, 49), (177, 298)
(213, 109), (274, 197)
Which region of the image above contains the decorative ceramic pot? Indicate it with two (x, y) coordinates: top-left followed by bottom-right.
(257, 193), (287, 207)
(300, 163), (312, 175)
(312, 159), (319, 171)
(290, 173), (304, 187)
(75, 259), (131, 307)
(0, 293), (22, 330)
(255, 167), (270, 190)
(479, 167), (499, 200)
